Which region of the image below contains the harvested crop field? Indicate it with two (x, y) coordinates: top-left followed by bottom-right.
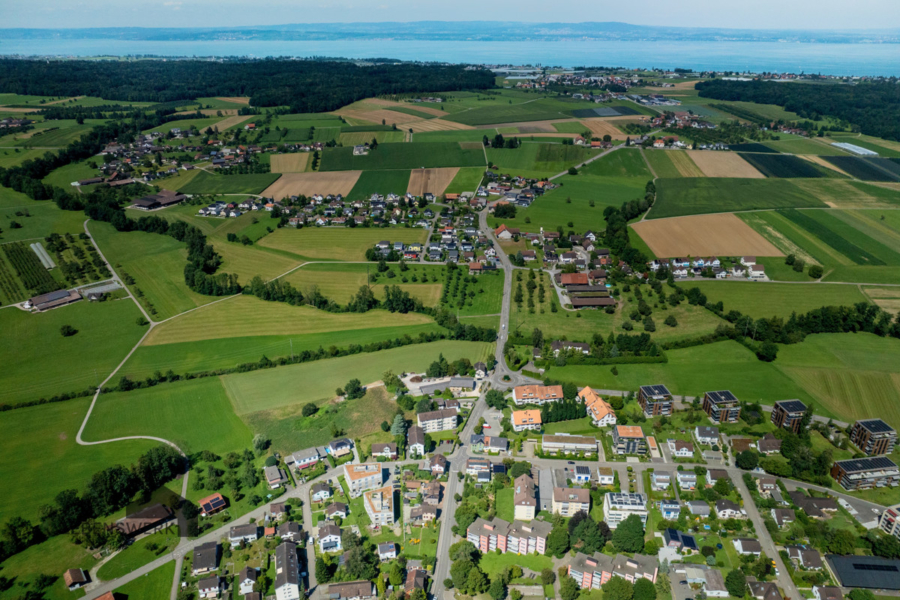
(668, 151), (704, 177)
(408, 119), (474, 132)
(270, 153), (309, 173)
(631, 213), (783, 258)
(216, 96), (250, 105)
(407, 167), (460, 196)
(363, 98), (448, 117)
(214, 115), (253, 130)
(261, 171), (362, 199)
(580, 119), (627, 140)
(336, 108), (422, 125)
(801, 155), (853, 178)
(687, 151), (765, 178)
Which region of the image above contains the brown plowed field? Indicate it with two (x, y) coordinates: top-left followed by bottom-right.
(631, 213), (783, 258)
(363, 98), (448, 117)
(687, 151), (765, 178)
(262, 171), (362, 199)
(407, 168), (460, 196)
(580, 119), (628, 140)
(216, 97), (251, 105)
(270, 153), (310, 173)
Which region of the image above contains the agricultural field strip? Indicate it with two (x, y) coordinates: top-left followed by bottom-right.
(781, 209), (900, 266)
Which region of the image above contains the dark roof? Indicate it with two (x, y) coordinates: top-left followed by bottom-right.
(706, 390), (738, 404)
(858, 419), (896, 434)
(775, 399), (808, 413)
(192, 541), (219, 572)
(30, 289), (70, 305)
(571, 297), (616, 307)
(640, 384), (671, 397)
(827, 555), (900, 589)
(274, 541), (299, 589)
(834, 456), (898, 473)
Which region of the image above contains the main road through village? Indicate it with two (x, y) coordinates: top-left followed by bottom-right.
(84, 192), (884, 600)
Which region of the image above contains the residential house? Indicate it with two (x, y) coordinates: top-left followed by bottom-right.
(789, 491), (839, 519)
(407, 426), (426, 456)
(677, 471), (698, 490)
(581, 387), (617, 427)
(851, 419), (898, 456)
(512, 409), (542, 432)
(748, 579), (783, 600)
(192, 542), (220, 576)
(470, 435), (510, 454)
(687, 501), (711, 517)
(229, 524), (259, 548)
(405, 569), (428, 595)
(265, 465), (288, 489)
(598, 467), (615, 486)
(541, 434), (597, 456)
(553, 487), (591, 517)
(429, 453), (448, 475)
(512, 384), (564, 406)
(318, 524), (342, 553)
(703, 391), (741, 423)
(814, 587), (844, 600)
(663, 529), (698, 551)
(695, 426), (720, 446)
(715, 500), (744, 520)
(311, 482), (332, 502)
(831, 457), (900, 491)
(277, 522), (303, 543)
(788, 546), (824, 570)
(707, 469), (729, 487)
(566, 552), (658, 589)
(659, 500), (682, 520)
(466, 457), (492, 478)
(198, 576), (223, 599)
(467, 517), (552, 556)
(370, 442), (398, 460)
(604, 493), (648, 528)
(757, 478), (778, 496)
(378, 542), (398, 561)
(514, 474), (538, 521)
(757, 433), (783, 455)
(344, 463), (383, 498)
(638, 385), (673, 417)
(651, 471), (672, 492)
(327, 438), (354, 458)
(326, 580), (376, 600)
(363, 485), (395, 526)
(613, 425), (646, 455)
(238, 567), (258, 595)
(410, 505), (438, 524)
(422, 480), (442, 506)
(63, 569), (88, 591)
(771, 400), (808, 433)
(771, 508), (796, 528)
(270, 502), (288, 520)
(668, 440), (694, 458)
(734, 538), (763, 556)
(326, 502), (349, 520)
(274, 541), (302, 600)
(417, 408), (458, 433)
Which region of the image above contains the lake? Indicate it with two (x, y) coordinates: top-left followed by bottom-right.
(1, 39), (898, 76)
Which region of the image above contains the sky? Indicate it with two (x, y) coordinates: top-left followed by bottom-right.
(5, 0), (900, 30)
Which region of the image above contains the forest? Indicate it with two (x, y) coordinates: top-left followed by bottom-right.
(0, 58), (495, 112)
(696, 79), (900, 141)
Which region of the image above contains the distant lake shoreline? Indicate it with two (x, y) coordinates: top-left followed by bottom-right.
(0, 39), (898, 76)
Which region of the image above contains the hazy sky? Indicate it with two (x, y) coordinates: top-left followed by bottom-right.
(6, 0), (900, 29)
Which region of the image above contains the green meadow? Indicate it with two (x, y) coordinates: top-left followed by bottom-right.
(112, 561), (176, 600)
(347, 169), (412, 200)
(320, 142), (485, 171)
(684, 281), (869, 319)
(445, 167), (485, 194)
(649, 178), (826, 219)
(177, 170), (281, 195)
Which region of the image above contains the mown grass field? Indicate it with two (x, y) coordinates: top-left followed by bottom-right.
(0, 399), (157, 521)
(779, 209), (900, 266)
(339, 131), (406, 145)
(0, 299), (147, 406)
(444, 166), (485, 194)
(320, 142), (485, 171)
(41, 159), (99, 188)
(649, 178), (827, 219)
(580, 148), (651, 178)
(0, 147), (53, 168)
(222, 340), (494, 414)
(96, 528), (180, 581)
(762, 137), (849, 156)
(283, 262), (444, 305)
(14, 122), (98, 148)
(644, 149), (683, 178)
(0, 534), (100, 600)
(0, 192), (88, 244)
(346, 169), (412, 200)
(257, 226), (427, 261)
(412, 130), (491, 143)
(684, 281), (868, 319)
(90, 221), (216, 320)
(442, 97), (581, 126)
(112, 561), (175, 600)
(83, 376), (253, 455)
(177, 170), (281, 195)
(486, 143), (596, 177)
(144, 295), (434, 345)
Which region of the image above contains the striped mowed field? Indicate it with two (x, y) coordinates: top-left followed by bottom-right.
(270, 153), (310, 173)
(258, 227), (427, 261)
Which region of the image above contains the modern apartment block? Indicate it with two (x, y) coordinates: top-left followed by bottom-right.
(612, 425), (647, 455)
(513, 474), (537, 521)
(831, 457), (900, 491)
(880, 504), (900, 539)
(702, 390), (741, 424)
(603, 493), (648, 528)
(466, 517), (552, 556)
(416, 408), (458, 433)
(343, 463), (383, 498)
(552, 487), (591, 517)
(851, 419), (898, 456)
(363, 485), (395, 526)
(567, 552), (658, 589)
(770, 400), (807, 433)
(638, 385), (673, 417)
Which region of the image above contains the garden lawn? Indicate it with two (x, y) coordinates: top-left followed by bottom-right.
(177, 170), (281, 195)
(319, 143), (485, 171)
(257, 227), (427, 262)
(82, 376), (253, 456)
(479, 550), (553, 578)
(495, 487), (515, 522)
(0, 535), (100, 600)
(0, 298), (147, 406)
(347, 170), (412, 201)
(683, 281), (868, 319)
(112, 561), (175, 600)
(96, 528), (180, 581)
(649, 178), (826, 219)
(0, 399), (156, 521)
(89, 221), (223, 320)
(223, 340), (494, 413)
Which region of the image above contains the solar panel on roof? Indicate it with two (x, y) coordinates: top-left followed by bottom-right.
(707, 390), (737, 403)
(861, 419), (895, 433)
(836, 456), (898, 471)
(777, 400), (807, 412)
(641, 384), (671, 397)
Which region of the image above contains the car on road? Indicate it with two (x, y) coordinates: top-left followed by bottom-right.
(483, 424), (491, 429)
(568, 461), (575, 465)
(502, 324), (505, 329)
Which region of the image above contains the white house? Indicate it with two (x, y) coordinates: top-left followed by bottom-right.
(318, 524), (342, 553)
(695, 426), (720, 446)
(715, 500), (745, 520)
(733, 538), (762, 556)
(238, 567), (257, 595)
(668, 439), (694, 458)
(311, 482), (333, 502)
(198, 576), (222, 599)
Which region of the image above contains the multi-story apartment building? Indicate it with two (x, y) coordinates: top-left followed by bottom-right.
(552, 487), (591, 517)
(567, 552), (658, 589)
(513, 474), (537, 521)
(363, 485), (395, 526)
(770, 400), (807, 433)
(702, 390), (741, 424)
(512, 384), (564, 406)
(831, 457), (900, 491)
(603, 493), (648, 528)
(851, 419), (898, 456)
(512, 410), (542, 432)
(466, 517), (552, 556)
(343, 463), (383, 498)
(274, 541), (301, 600)
(612, 425), (647, 455)
(638, 385), (673, 417)
(580, 387), (617, 427)
(541, 434), (598, 456)
(417, 408), (458, 433)
(879, 504), (900, 539)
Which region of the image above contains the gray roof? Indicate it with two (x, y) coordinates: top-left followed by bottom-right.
(192, 541), (219, 572)
(827, 555), (900, 589)
(408, 426), (425, 446)
(275, 541), (299, 590)
(230, 524), (258, 538)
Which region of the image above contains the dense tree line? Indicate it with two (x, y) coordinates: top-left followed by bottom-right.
(697, 79), (900, 141)
(0, 445), (182, 564)
(602, 182), (655, 268)
(0, 59), (495, 112)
